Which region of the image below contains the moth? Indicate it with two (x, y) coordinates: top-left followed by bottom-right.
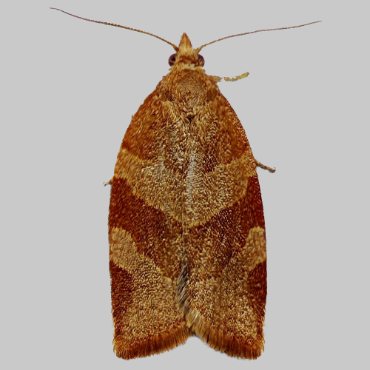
(52, 8), (319, 359)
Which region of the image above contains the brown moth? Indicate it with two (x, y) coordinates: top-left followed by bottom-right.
(52, 8), (319, 359)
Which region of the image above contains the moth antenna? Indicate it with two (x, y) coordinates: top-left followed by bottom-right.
(196, 21), (321, 51)
(50, 8), (179, 51)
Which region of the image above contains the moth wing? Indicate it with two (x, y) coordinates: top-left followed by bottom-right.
(108, 91), (190, 359)
(183, 93), (267, 359)
(109, 78), (267, 359)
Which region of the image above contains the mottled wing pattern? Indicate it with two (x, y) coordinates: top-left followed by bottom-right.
(109, 91), (191, 359)
(180, 92), (267, 359)
(109, 69), (266, 359)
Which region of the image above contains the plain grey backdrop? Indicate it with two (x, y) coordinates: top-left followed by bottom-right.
(1, 0), (369, 369)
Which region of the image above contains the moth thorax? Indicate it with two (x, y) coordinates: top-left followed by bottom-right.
(176, 71), (208, 110)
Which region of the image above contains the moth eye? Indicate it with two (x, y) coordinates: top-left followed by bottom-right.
(168, 54), (177, 66)
(198, 54), (205, 67)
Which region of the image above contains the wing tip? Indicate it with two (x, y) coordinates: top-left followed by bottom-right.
(113, 324), (191, 359)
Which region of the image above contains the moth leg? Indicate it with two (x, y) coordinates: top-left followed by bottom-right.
(255, 159), (276, 173)
(211, 72), (249, 83)
(210, 76), (222, 83)
(104, 178), (113, 186)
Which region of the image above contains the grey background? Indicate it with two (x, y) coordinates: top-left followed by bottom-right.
(1, 0), (369, 369)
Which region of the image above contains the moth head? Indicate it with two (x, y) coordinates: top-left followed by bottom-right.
(168, 33), (205, 68)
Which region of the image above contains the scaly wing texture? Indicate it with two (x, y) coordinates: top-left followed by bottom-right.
(109, 68), (266, 359)
(108, 90), (191, 359)
(179, 92), (267, 359)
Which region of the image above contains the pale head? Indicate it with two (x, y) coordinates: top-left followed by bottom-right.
(168, 33), (205, 68)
